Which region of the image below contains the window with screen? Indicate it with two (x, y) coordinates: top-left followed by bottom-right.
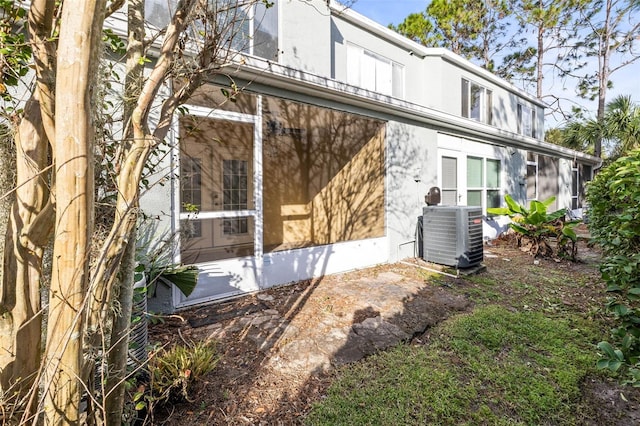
(518, 104), (537, 138)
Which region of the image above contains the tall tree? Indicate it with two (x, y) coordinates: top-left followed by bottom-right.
(0, 0), (276, 422)
(42, 0), (106, 422)
(507, 0), (591, 106)
(560, 95), (640, 159)
(473, 0), (513, 72)
(391, 0), (513, 70)
(577, 0), (640, 158)
(390, 12), (438, 47)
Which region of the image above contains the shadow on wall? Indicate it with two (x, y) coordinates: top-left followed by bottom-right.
(261, 97), (386, 253)
(386, 122), (436, 259)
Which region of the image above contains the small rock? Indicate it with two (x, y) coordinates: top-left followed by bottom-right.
(251, 315), (270, 326)
(257, 294), (274, 302)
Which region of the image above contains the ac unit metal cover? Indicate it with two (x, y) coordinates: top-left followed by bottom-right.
(422, 206), (483, 268)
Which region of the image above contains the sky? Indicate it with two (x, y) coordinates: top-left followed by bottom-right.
(345, 0), (640, 128)
(350, 0), (427, 27)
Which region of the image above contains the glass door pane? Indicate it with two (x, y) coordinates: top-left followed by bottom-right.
(179, 116), (255, 263)
(441, 156), (458, 206)
(466, 157), (483, 187)
(467, 190), (482, 206)
(486, 159), (500, 188)
(526, 164), (537, 200)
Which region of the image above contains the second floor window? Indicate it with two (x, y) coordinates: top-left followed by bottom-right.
(145, 0), (279, 61)
(461, 78), (492, 124)
(347, 43), (404, 98)
(518, 104), (537, 139)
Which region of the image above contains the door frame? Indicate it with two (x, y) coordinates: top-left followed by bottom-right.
(437, 147), (502, 213)
(172, 101), (264, 304)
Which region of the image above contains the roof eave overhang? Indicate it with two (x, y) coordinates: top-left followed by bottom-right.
(228, 58), (600, 165)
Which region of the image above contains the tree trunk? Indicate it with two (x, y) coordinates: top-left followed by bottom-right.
(536, 19), (544, 100)
(0, 93), (52, 421)
(595, 0), (612, 159)
(0, 125), (16, 292)
(42, 0), (105, 423)
(104, 230), (136, 425)
(103, 1), (144, 422)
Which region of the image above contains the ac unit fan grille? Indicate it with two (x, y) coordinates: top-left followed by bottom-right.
(422, 206), (484, 268)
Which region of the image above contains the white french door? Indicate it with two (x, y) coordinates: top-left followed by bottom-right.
(437, 149), (501, 212)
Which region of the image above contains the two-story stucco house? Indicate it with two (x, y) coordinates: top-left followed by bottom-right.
(134, 0), (600, 310)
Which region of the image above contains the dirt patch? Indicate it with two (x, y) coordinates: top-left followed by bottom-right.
(579, 376), (640, 425)
(149, 236), (640, 425)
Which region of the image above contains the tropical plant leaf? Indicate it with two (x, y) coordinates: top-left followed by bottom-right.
(486, 207), (510, 216)
(561, 225), (577, 242)
(541, 196), (556, 207)
(157, 265), (199, 297)
(505, 194), (524, 214)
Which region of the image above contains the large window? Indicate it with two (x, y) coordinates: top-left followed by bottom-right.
(466, 157), (501, 209)
(347, 43), (404, 98)
(572, 163), (593, 210)
(526, 152), (559, 210)
(461, 79), (492, 124)
(145, 0), (279, 61)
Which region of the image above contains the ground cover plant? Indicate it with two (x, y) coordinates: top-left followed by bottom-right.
(305, 237), (626, 425)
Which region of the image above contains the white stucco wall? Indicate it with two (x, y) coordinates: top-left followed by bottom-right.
(557, 157), (574, 211)
(279, 0), (332, 76)
(385, 121), (438, 261)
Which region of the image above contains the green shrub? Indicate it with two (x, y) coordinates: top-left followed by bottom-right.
(132, 341), (220, 417)
(487, 194), (579, 259)
(587, 148), (640, 386)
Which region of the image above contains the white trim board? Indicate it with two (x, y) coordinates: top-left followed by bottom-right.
(174, 237), (389, 309)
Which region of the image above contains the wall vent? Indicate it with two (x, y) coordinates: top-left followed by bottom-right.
(422, 206), (483, 268)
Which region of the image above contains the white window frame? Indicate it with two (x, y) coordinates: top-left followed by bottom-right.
(571, 164), (579, 210)
(461, 78), (492, 125)
(485, 158), (501, 209)
(144, 0), (279, 61)
(438, 149), (501, 213)
(518, 103), (537, 138)
(347, 42), (404, 98)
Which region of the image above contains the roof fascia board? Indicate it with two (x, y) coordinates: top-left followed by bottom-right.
(231, 57), (599, 165)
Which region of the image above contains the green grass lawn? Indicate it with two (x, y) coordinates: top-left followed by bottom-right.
(305, 253), (607, 425)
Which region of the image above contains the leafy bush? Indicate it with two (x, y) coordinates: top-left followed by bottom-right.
(132, 341), (220, 417)
(587, 149), (640, 386)
(487, 195), (579, 259)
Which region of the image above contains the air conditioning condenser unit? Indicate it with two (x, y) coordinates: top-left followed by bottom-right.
(422, 206), (483, 268)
